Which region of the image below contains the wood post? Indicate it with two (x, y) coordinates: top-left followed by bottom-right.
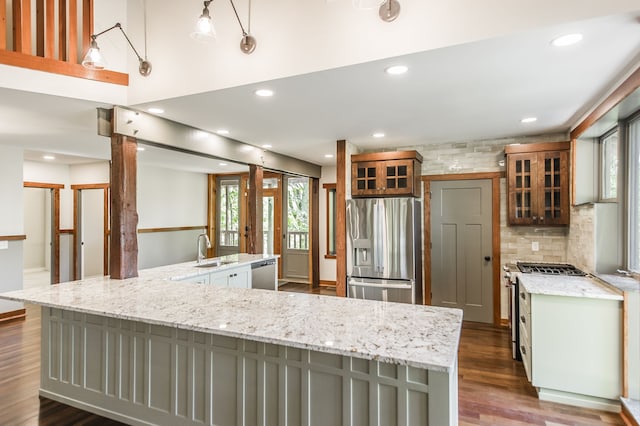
(336, 140), (347, 297)
(247, 165), (263, 254)
(110, 134), (138, 279)
(310, 178), (320, 288)
(12, 0), (31, 53)
(52, 187), (60, 284)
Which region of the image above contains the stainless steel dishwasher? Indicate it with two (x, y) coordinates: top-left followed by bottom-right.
(251, 258), (277, 290)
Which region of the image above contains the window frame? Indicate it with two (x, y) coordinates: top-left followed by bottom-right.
(323, 183), (337, 259)
(598, 127), (619, 202)
(627, 111), (640, 273)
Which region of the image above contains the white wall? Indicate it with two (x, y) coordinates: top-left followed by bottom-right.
(137, 164), (208, 269)
(0, 146), (24, 313)
(319, 166), (336, 282)
(23, 188), (47, 270)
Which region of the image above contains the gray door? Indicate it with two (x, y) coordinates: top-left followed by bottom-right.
(431, 179), (493, 323)
(282, 176), (309, 281)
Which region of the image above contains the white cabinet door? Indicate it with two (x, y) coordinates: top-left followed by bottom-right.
(209, 271), (229, 287)
(228, 266), (251, 288)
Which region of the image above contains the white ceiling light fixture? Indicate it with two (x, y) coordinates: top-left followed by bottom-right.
(550, 33), (583, 47)
(261, 144), (272, 148)
(81, 23), (152, 76)
(521, 117), (538, 123)
(378, 0), (400, 22)
(324, 154), (334, 158)
(255, 89), (274, 97)
(43, 155), (55, 160)
(137, 147), (146, 152)
(147, 107), (164, 114)
(217, 129), (230, 135)
(385, 65), (408, 75)
(373, 132), (385, 138)
(192, 0), (257, 54)
(219, 162), (228, 166)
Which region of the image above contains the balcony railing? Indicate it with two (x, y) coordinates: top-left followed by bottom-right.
(288, 231), (309, 250)
(220, 230), (239, 247)
(0, 0), (128, 84)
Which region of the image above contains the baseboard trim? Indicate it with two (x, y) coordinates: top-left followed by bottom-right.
(0, 308), (26, 324)
(500, 319), (509, 328)
(621, 399), (640, 426)
(320, 280), (336, 287)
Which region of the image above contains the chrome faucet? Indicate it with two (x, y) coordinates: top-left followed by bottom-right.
(197, 233), (212, 264)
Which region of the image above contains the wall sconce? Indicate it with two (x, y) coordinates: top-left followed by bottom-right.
(192, 0), (257, 54)
(378, 0), (400, 22)
(82, 23), (152, 76)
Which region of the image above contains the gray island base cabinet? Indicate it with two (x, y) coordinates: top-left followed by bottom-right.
(40, 307), (457, 426)
(1, 256), (462, 426)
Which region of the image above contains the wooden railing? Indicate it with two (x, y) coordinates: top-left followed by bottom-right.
(0, 0), (128, 85)
(288, 231), (309, 250)
(220, 230), (239, 247)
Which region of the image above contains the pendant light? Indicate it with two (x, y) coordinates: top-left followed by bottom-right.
(81, 23), (152, 76)
(192, 0), (257, 54)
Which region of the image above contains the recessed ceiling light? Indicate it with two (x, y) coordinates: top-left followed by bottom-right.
(261, 144), (272, 149)
(137, 147), (145, 152)
(324, 154), (334, 158)
(373, 132), (385, 138)
(521, 117), (537, 123)
(43, 155), (55, 160)
(241, 146), (255, 152)
(216, 129), (230, 135)
(147, 107), (164, 114)
(550, 33), (583, 47)
(255, 89), (274, 97)
(385, 65), (408, 75)
(219, 162), (228, 166)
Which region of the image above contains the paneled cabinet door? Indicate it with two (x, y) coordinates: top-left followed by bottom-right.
(352, 159), (417, 197)
(507, 150), (569, 226)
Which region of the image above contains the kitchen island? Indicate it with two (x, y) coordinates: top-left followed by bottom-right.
(0, 256), (463, 426)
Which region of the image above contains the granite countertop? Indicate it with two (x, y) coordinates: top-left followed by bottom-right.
(0, 267), (462, 373)
(593, 273), (640, 293)
(517, 273), (624, 301)
(144, 253), (279, 281)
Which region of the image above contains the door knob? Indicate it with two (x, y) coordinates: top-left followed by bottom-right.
(484, 256), (491, 261)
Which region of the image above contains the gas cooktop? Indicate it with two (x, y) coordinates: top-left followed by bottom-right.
(516, 262), (587, 276)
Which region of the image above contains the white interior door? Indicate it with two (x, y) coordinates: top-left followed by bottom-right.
(431, 179), (493, 323)
(81, 189), (104, 278)
(282, 176), (309, 281)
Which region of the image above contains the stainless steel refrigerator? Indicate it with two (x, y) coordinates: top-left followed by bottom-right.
(346, 197), (422, 304)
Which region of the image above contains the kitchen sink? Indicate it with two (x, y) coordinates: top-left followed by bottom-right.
(195, 260), (237, 268)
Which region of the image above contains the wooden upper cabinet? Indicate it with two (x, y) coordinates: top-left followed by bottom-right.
(506, 142), (570, 226)
(351, 151), (422, 197)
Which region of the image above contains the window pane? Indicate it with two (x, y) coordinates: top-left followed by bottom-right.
(263, 196), (274, 255)
(287, 177), (309, 250)
(328, 189), (336, 255)
(601, 130), (618, 200)
(629, 118), (640, 271)
(219, 179), (239, 247)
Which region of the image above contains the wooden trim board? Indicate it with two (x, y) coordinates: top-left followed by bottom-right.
(0, 235), (26, 241)
(137, 226), (206, 234)
(351, 150), (423, 163)
(504, 141), (570, 154)
(335, 140), (347, 297)
(0, 308), (26, 324)
(24, 181), (64, 189)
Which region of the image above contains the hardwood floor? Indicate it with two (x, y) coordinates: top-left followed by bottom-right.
(0, 302), (623, 425)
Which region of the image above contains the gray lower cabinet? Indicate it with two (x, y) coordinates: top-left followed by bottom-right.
(40, 307), (458, 425)
(519, 286), (622, 411)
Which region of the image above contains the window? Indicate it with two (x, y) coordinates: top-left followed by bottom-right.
(600, 129), (618, 201)
(629, 116), (640, 271)
(219, 178), (240, 247)
(286, 177), (309, 250)
(324, 183), (336, 258)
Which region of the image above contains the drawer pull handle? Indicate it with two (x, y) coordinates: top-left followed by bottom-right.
(520, 315), (526, 325)
(520, 346), (527, 356)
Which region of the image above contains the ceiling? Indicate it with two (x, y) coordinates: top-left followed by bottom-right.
(1, 10), (639, 171)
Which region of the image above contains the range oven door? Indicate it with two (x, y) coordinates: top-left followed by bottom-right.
(347, 277), (414, 304)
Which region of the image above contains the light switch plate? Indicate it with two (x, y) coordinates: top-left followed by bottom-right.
(0, 241), (8, 250)
(531, 241), (539, 252)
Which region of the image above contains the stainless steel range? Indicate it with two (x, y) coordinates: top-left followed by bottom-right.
(507, 262), (587, 360)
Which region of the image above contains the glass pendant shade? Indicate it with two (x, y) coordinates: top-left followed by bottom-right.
(191, 12), (216, 41)
(352, 0), (381, 9)
(81, 40), (106, 70)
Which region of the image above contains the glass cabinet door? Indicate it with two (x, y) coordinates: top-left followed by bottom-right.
(539, 150), (568, 225)
(509, 154), (536, 223)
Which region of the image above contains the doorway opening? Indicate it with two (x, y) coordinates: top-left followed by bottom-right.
(72, 184), (109, 280)
(282, 175), (310, 282)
